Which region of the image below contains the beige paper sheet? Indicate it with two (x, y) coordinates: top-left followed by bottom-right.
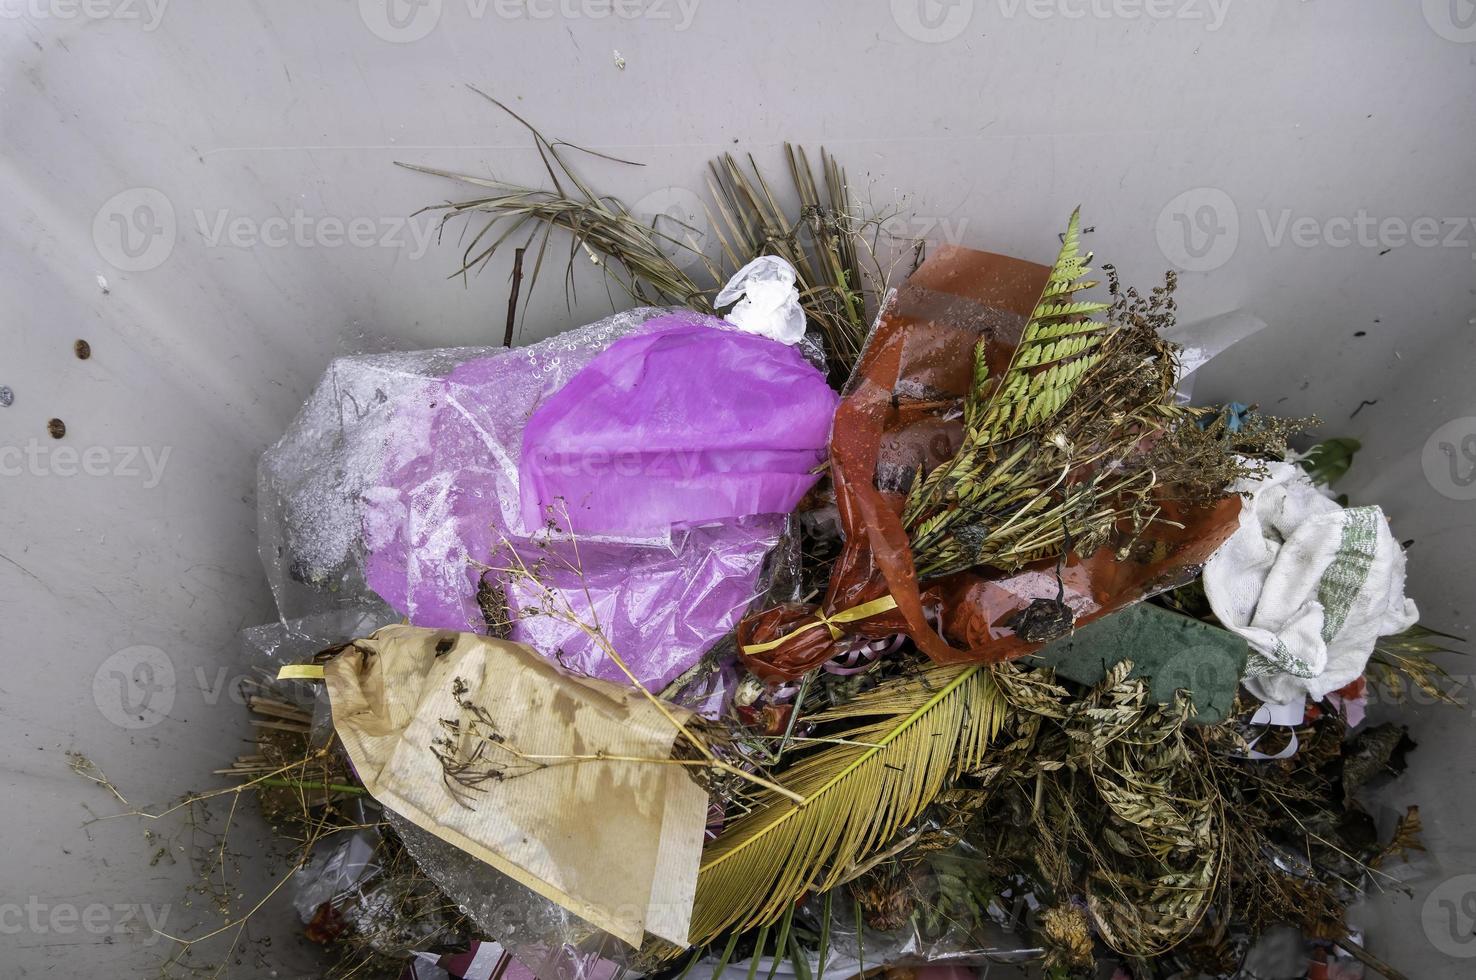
(323, 625), (706, 948)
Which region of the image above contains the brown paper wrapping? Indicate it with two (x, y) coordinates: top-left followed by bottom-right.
(323, 625), (707, 948)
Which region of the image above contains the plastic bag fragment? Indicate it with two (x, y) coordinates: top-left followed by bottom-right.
(293, 830), (381, 923)
(519, 312), (836, 537)
(714, 255), (807, 345)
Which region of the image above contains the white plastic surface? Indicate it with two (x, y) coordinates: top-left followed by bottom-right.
(2, 4), (1474, 977)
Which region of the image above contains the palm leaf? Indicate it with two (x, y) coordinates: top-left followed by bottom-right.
(686, 665), (1005, 945)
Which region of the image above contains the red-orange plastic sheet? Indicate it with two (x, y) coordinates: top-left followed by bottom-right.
(737, 246), (1241, 682)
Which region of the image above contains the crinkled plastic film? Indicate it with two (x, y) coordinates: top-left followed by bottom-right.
(256, 307), (786, 697)
(518, 312), (837, 537)
(737, 246), (1241, 681)
(387, 811), (639, 980)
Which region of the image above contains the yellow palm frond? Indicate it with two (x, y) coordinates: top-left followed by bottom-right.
(685, 665), (1005, 946)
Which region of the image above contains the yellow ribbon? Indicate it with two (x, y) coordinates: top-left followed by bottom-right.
(276, 664), (326, 681)
(740, 594), (900, 655)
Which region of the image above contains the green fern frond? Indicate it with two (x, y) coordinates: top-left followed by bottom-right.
(1033, 299), (1113, 321)
(973, 208), (1107, 443)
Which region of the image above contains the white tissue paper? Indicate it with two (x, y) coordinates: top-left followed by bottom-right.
(715, 255), (807, 345)
(1203, 461), (1419, 705)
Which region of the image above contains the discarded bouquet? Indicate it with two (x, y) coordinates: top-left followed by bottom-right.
(138, 112), (1458, 980)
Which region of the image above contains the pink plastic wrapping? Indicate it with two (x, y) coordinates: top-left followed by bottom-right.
(503, 519), (779, 692)
(519, 313), (838, 537)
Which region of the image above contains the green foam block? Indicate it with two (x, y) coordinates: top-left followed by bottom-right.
(1028, 603), (1247, 725)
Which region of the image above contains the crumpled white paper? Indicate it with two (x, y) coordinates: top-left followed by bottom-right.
(715, 255), (806, 345)
(1204, 461), (1419, 705)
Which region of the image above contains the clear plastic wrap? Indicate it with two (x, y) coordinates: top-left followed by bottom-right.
(388, 812), (632, 980)
(292, 829), (381, 923)
(258, 307), (663, 621)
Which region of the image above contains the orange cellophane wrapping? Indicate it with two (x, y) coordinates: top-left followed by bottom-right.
(736, 246), (1241, 682)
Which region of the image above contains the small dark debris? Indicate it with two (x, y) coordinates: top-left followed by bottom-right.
(47, 418), (66, 439)
(1007, 597), (1075, 644)
(1350, 399), (1378, 419)
(1379, 248), (1392, 256)
(0, 386), (12, 407)
(74, 339), (92, 359)
(1354, 331), (1366, 337)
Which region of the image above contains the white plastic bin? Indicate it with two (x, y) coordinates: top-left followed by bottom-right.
(2, 3), (1474, 976)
